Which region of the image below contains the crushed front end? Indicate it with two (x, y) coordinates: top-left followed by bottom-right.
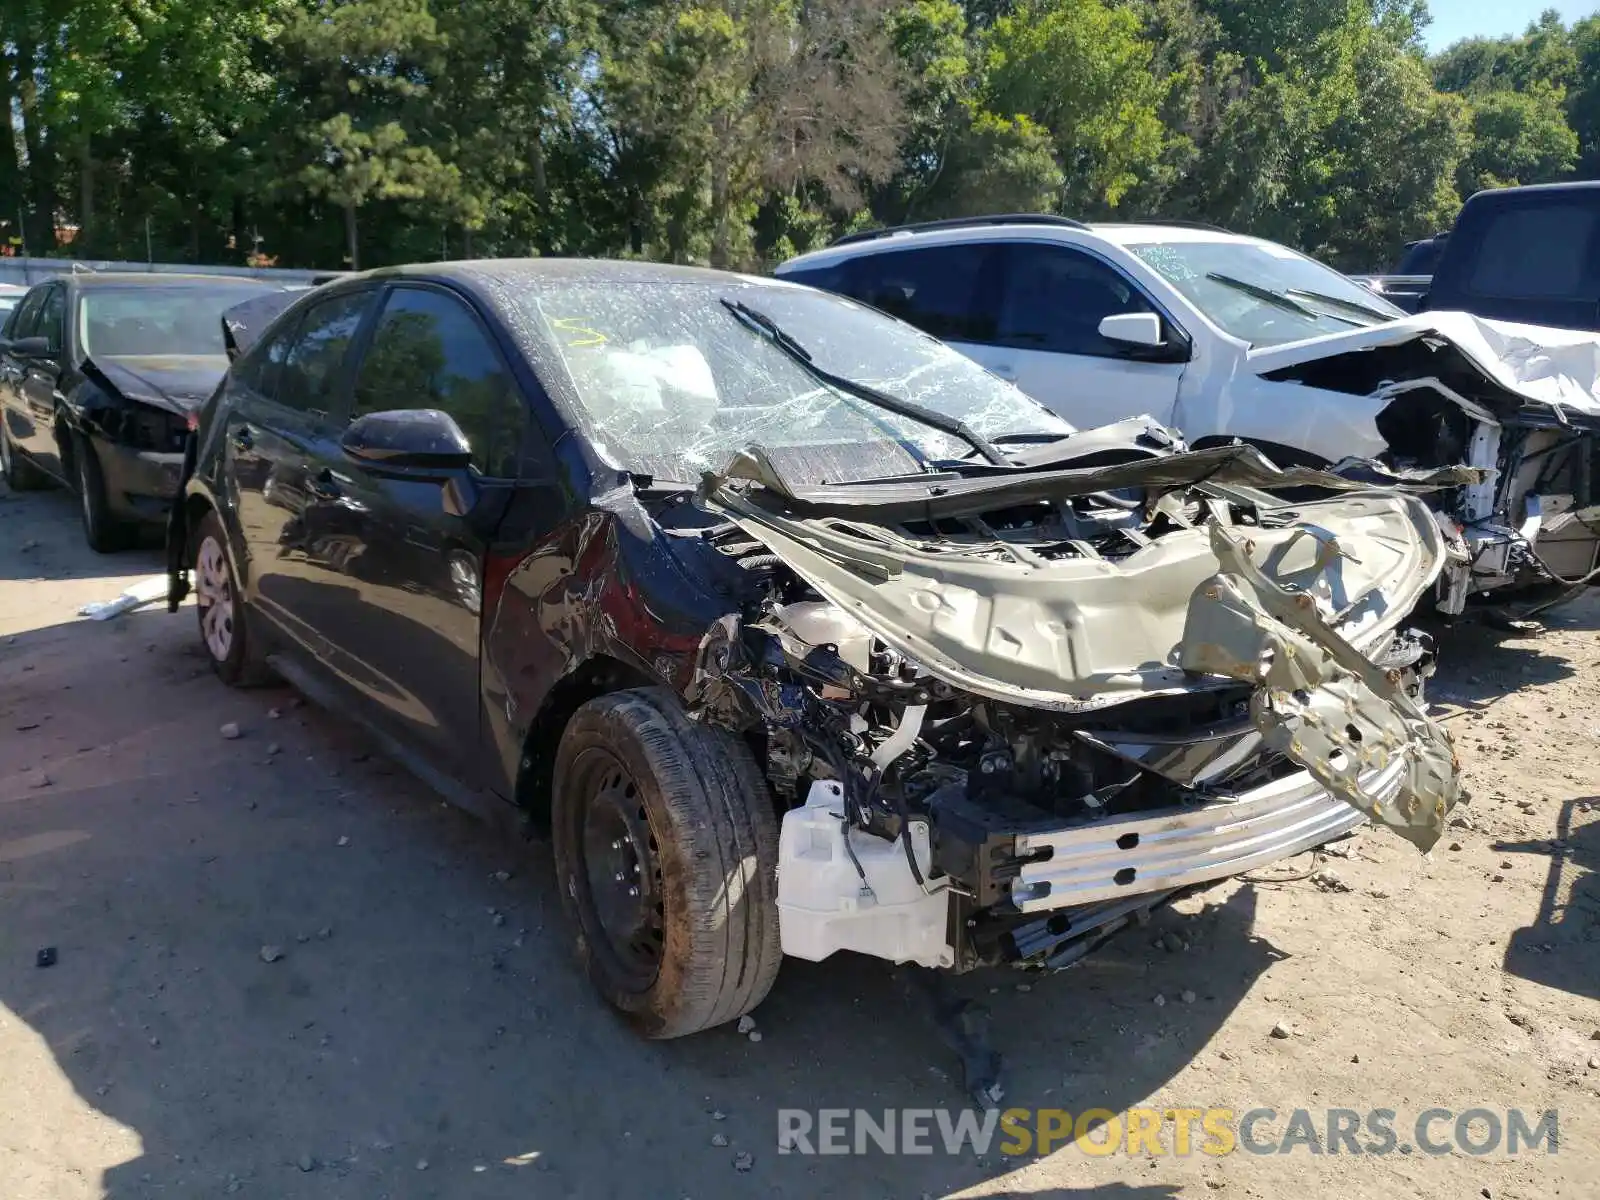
(689, 442), (1461, 973)
(1254, 313), (1600, 614)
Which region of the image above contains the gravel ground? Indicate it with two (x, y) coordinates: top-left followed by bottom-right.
(3, 479), (1599, 1200)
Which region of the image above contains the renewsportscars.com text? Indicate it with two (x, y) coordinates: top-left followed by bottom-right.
(776, 1106), (1559, 1158)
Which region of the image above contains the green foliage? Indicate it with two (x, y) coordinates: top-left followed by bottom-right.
(1, 0), (1597, 275)
(1570, 15), (1600, 175)
(1305, 23), (1467, 266)
(879, 0), (976, 220)
(922, 112), (1064, 218)
(1457, 85), (1579, 195)
(1425, 7), (1585, 217)
(980, 0), (1169, 212)
(1206, 0), (1352, 75)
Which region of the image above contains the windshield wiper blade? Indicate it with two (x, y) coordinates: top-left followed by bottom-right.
(949, 431), (1075, 464)
(1284, 287), (1393, 324)
(719, 297), (1009, 467)
(1204, 272), (1356, 325)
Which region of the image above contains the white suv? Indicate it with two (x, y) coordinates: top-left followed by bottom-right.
(774, 214), (1417, 466)
(775, 214), (1600, 613)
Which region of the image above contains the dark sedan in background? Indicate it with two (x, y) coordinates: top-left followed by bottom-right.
(0, 272), (300, 550)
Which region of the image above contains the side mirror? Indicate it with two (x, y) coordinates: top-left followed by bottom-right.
(1097, 312), (1166, 349)
(341, 408), (473, 476)
(6, 335), (52, 359)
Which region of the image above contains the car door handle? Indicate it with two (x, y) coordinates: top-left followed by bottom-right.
(991, 364), (1018, 381)
(232, 425), (254, 451)
(307, 469), (342, 500)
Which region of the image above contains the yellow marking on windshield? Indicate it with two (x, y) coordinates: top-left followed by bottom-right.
(548, 316), (608, 348)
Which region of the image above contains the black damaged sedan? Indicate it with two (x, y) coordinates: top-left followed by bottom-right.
(0, 272), (298, 549)
(164, 260), (1456, 1063)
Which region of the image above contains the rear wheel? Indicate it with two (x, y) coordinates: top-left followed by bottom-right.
(74, 433), (132, 552)
(193, 508), (272, 687)
(0, 423), (49, 491)
(552, 687), (782, 1038)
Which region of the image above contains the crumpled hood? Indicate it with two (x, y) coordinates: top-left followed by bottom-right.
(1246, 311), (1600, 418)
(705, 481), (1447, 711)
(701, 447), (1462, 849)
(87, 354), (229, 416)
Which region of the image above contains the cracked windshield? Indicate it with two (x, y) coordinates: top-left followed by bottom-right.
(514, 281), (1073, 485)
(1130, 239), (1404, 345)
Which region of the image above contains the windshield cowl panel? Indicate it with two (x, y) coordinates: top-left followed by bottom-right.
(508, 281), (1074, 487)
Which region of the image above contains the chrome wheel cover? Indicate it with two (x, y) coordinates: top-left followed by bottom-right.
(195, 535), (235, 661)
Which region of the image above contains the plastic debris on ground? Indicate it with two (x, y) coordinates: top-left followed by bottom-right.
(77, 575), (171, 621)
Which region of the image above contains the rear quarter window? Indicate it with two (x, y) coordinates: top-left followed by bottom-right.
(829, 244), (998, 343)
(230, 314), (301, 402)
(779, 263), (848, 293)
(1464, 203), (1600, 300)
(6, 287), (47, 340)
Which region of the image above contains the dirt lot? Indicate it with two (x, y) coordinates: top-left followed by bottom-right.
(3, 479), (1599, 1200)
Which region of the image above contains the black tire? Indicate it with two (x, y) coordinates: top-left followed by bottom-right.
(552, 687), (782, 1039)
(74, 433), (132, 552)
(0, 422), (49, 491)
(193, 508), (273, 687)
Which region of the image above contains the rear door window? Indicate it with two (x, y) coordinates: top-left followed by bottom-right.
(1465, 204), (1600, 300)
(837, 244), (1000, 343)
(349, 286), (527, 478)
(275, 291), (373, 417)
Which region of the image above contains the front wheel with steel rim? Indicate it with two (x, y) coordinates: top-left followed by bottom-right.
(193, 508), (272, 687)
(552, 687), (782, 1039)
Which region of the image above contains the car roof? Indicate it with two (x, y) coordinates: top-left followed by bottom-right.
(1465, 180), (1600, 204)
(778, 218), (1270, 271)
(344, 257), (781, 290)
(1091, 223), (1274, 247)
(63, 272), (293, 290)
(236, 259), (808, 361)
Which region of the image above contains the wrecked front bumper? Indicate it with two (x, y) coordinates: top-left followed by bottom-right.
(1178, 522), (1460, 851)
(724, 448), (1462, 972)
(780, 759), (1384, 973)
(773, 521), (1461, 973)
(94, 437), (185, 522)
(1010, 760), (1385, 910)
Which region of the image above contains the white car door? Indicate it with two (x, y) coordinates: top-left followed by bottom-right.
(816, 239), (1188, 432)
(963, 243), (1186, 430)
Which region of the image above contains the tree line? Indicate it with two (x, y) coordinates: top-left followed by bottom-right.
(1, 1), (1596, 275)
